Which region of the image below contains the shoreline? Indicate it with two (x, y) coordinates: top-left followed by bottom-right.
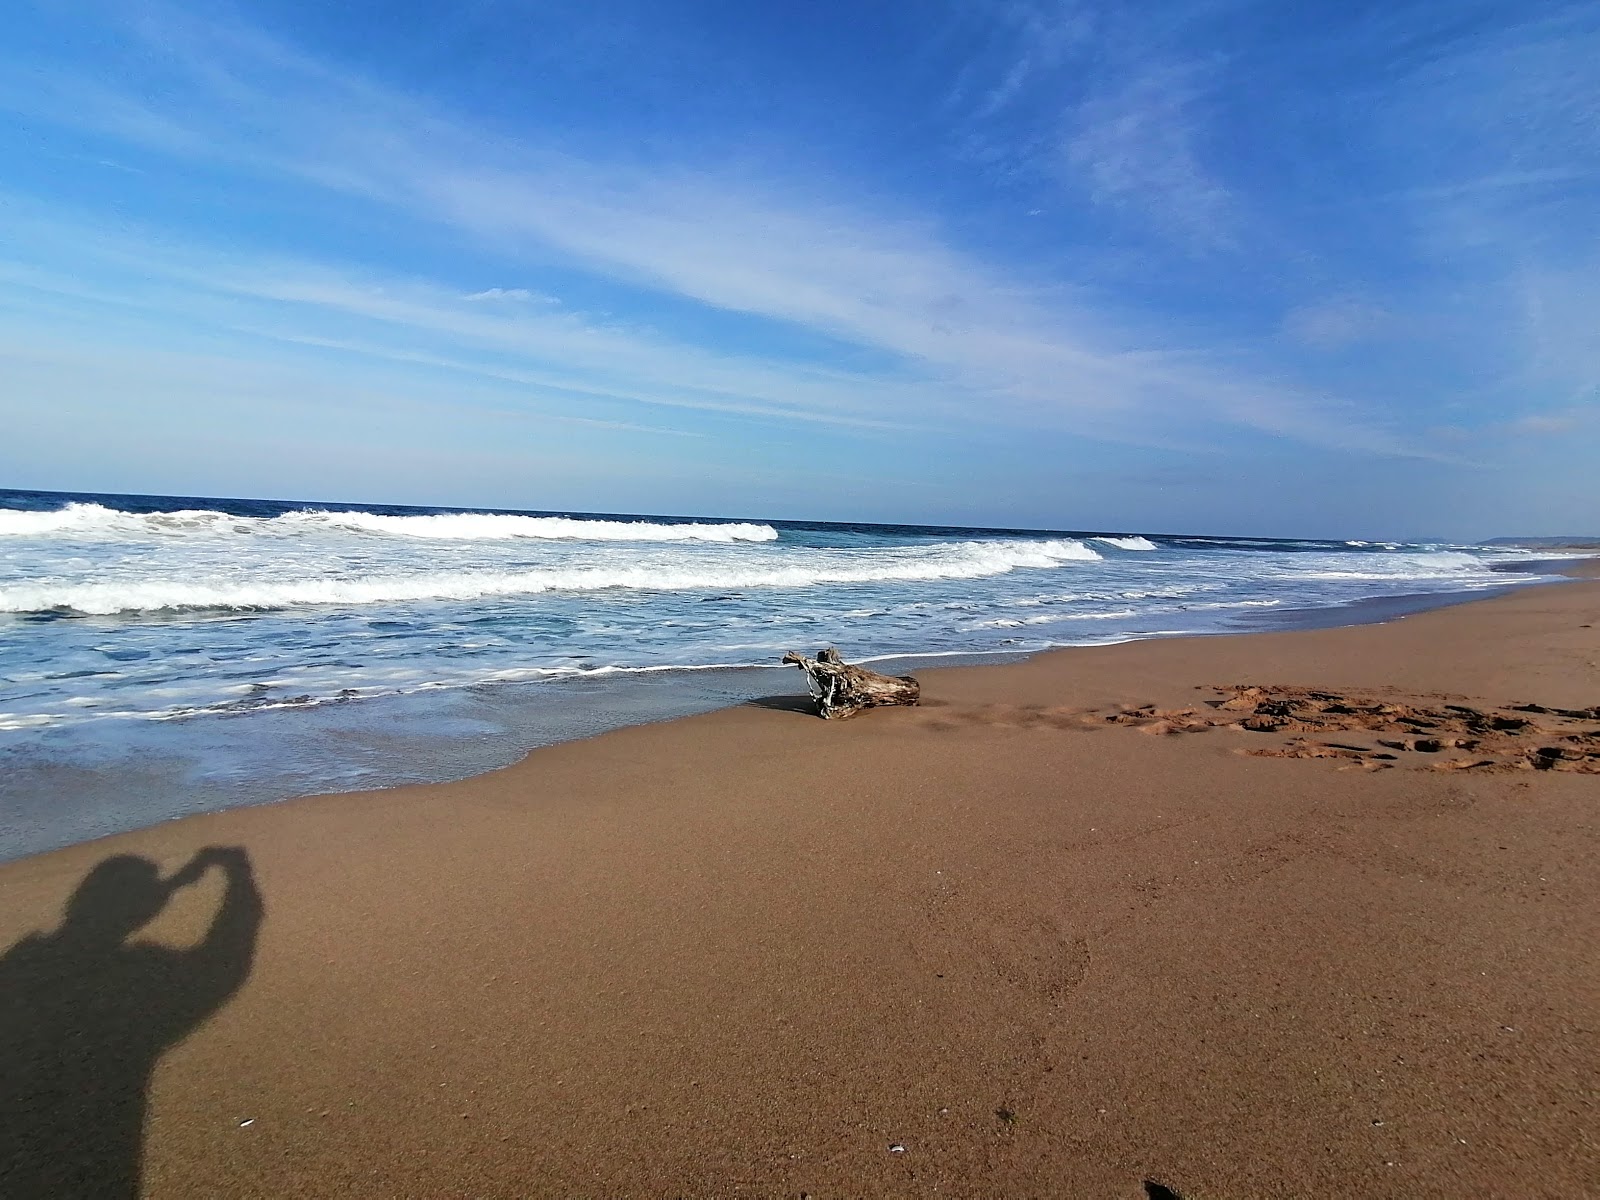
(2, 559), (1596, 1195)
(2, 558), (1587, 865)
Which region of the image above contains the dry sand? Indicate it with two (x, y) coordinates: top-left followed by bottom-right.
(3, 569), (1597, 1198)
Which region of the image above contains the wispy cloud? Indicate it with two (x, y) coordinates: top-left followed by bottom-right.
(463, 287), (543, 303)
(0, 4), (1429, 459)
(1351, 3), (1600, 438)
(1281, 299), (1394, 351)
(941, 1), (1235, 248)
(0, 326), (706, 441)
(0, 203), (931, 433)
(959, 0), (1095, 120)
(1063, 59), (1232, 248)
(1507, 408), (1591, 435)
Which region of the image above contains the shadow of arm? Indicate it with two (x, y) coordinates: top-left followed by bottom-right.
(166, 847), (264, 1037)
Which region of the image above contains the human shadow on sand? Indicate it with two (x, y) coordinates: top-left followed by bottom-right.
(0, 846), (263, 1198)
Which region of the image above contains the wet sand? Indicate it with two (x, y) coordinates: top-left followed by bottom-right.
(2, 566), (1597, 1197)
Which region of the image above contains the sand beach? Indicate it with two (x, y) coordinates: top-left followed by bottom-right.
(2, 566), (1596, 1197)
(9, 0), (1599, 1193)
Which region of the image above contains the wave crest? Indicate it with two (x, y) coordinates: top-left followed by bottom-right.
(293, 510), (779, 542)
(1092, 536), (1157, 551)
(0, 502), (779, 543)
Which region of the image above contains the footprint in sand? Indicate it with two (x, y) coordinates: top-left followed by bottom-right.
(916, 898), (1091, 1008)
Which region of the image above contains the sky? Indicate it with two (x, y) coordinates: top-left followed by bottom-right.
(1, 0), (1596, 539)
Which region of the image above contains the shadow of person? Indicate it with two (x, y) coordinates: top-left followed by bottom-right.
(0, 846), (263, 1198)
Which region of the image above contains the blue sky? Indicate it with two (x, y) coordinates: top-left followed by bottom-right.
(1, 0), (1595, 538)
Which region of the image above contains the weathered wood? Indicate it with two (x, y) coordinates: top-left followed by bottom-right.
(780, 647), (921, 719)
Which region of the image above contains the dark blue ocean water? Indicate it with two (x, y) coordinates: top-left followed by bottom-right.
(0, 488), (1565, 860)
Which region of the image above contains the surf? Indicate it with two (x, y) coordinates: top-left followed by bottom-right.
(0, 538), (1106, 615)
(0, 502), (780, 544)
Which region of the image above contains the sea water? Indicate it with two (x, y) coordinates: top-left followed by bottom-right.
(0, 488), (1567, 859)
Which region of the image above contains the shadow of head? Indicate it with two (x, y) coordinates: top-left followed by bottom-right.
(60, 855), (173, 948)
(1144, 1182), (1184, 1200)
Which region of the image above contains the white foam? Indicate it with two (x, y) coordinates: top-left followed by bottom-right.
(0, 712), (57, 730)
(971, 608), (1139, 628)
(293, 510), (779, 542)
(0, 502), (779, 543)
(474, 661), (764, 683)
(1180, 599), (1284, 610)
(0, 503), (239, 537)
(1092, 536), (1158, 551)
(854, 649), (1021, 665)
(0, 538), (1103, 615)
(1296, 550), (1492, 580)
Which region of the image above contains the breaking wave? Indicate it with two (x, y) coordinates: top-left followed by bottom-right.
(299, 510), (779, 542)
(1092, 536), (1158, 551)
(0, 538), (1103, 615)
(0, 502), (779, 543)
(1296, 551), (1493, 580)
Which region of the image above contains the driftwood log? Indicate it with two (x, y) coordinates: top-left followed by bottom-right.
(781, 647), (921, 719)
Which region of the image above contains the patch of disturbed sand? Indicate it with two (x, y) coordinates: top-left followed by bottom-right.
(909, 685), (1600, 773)
(1212, 685), (1600, 773)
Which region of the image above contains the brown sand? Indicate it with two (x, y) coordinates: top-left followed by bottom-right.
(3, 571), (1597, 1198)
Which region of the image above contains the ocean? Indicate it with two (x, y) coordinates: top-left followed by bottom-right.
(0, 488), (1567, 861)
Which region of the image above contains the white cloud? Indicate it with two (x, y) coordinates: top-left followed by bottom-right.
(0, 3), (1431, 458)
(1509, 410), (1587, 435)
(1281, 299), (1392, 351)
(1363, 9), (1600, 438)
(1064, 61), (1232, 248)
(0, 205), (935, 433)
(964, 0), (1095, 119)
(940, 2), (1234, 248)
(463, 287), (541, 302)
